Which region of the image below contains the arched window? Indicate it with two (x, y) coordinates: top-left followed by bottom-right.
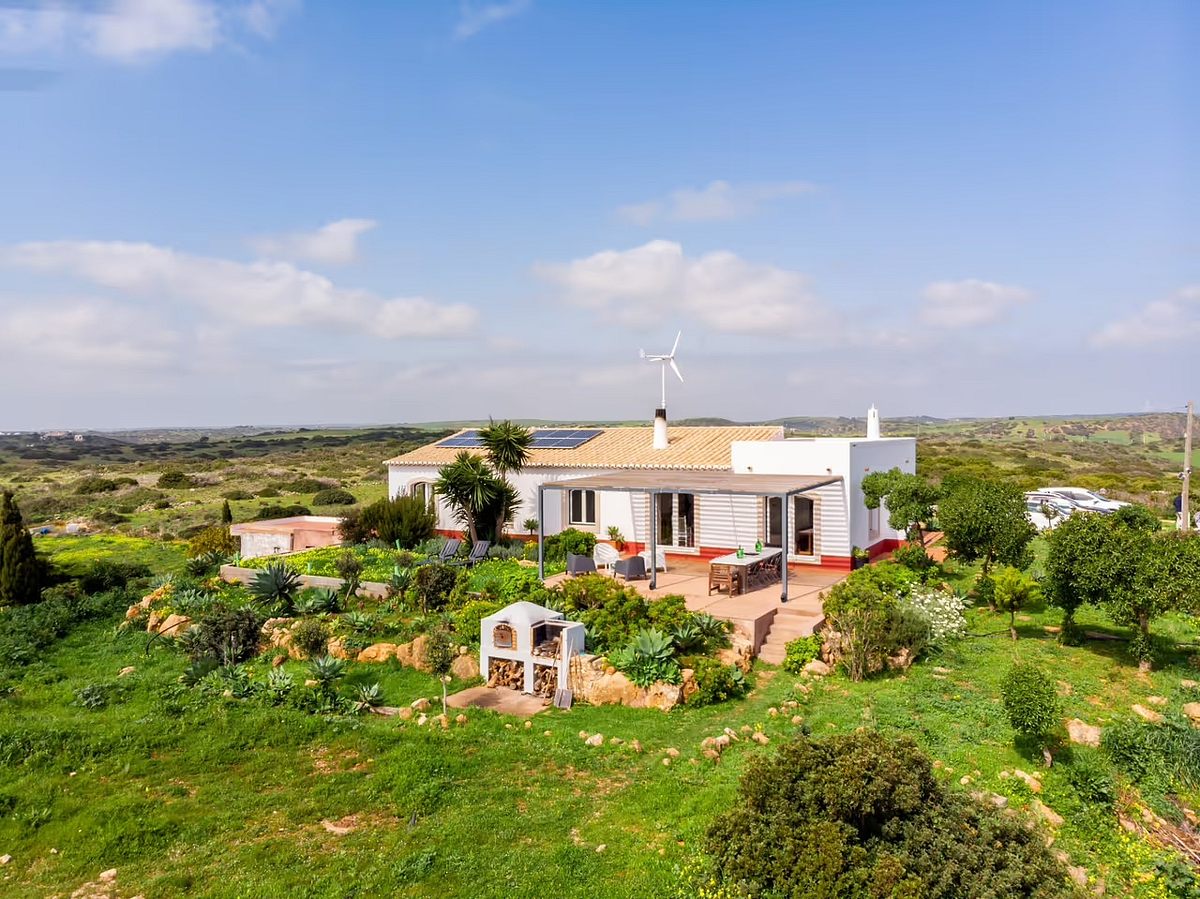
(409, 481), (433, 505)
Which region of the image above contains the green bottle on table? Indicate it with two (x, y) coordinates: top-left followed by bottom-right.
(736, 546), (744, 559)
(755, 539), (763, 554)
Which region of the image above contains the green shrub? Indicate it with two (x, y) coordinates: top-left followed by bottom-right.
(451, 598), (503, 643)
(0, 587), (128, 682)
(1000, 663), (1060, 754)
(821, 575), (904, 681)
(73, 683), (113, 710)
(891, 542), (939, 579)
(272, 477), (328, 494)
(186, 525), (238, 559)
(1102, 718), (1200, 792)
(157, 470), (196, 489)
(222, 489), (252, 501)
(553, 575), (650, 652)
(781, 635), (821, 673)
(1065, 749), (1116, 808)
(74, 476), (119, 495)
(179, 605), (262, 666)
(289, 618), (329, 659)
(254, 504), (311, 520)
(414, 562), (459, 612)
(312, 487), (356, 506)
(78, 559), (152, 593)
(684, 656), (748, 706)
(249, 562), (302, 615)
(542, 528), (597, 564)
(340, 495), (436, 548)
(255, 487), (281, 498)
(702, 732), (1071, 898)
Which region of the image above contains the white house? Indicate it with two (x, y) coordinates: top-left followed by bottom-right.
(384, 407), (915, 572)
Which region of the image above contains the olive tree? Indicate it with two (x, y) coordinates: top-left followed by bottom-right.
(861, 468), (940, 544)
(937, 477), (1035, 574)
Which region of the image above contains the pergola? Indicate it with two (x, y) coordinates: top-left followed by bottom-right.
(536, 470), (841, 602)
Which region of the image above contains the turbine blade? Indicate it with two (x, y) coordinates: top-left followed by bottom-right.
(671, 330), (681, 357)
(670, 358), (683, 382)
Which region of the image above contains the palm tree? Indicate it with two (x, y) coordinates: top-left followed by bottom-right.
(479, 419), (533, 540)
(434, 451), (502, 543)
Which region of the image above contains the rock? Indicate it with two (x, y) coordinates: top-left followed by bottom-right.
(303, 678), (318, 688)
(703, 749), (721, 762)
(578, 731), (589, 740)
(524, 720), (532, 730)
(435, 714), (449, 729)
(1132, 703), (1164, 724)
(398, 707), (413, 721)
(665, 747), (680, 758)
(416, 714), (428, 726)
(724, 727), (740, 741)
(641, 680), (683, 712)
(272, 654), (287, 667)
(357, 643), (400, 664)
(1183, 702), (1200, 725)
(585, 733), (604, 747)
(1056, 681), (1073, 696)
(322, 818), (355, 836)
(791, 715), (804, 725)
(99, 869), (118, 883)
(608, 737), (623, 745)
(450, 654), (480, 680)
(768, 707), (778, 717)
(117, 666), (136, 678)
(1067, 718), (1102, 748)
(594, 844), (606, 853)
(1042, 625), (1061, 634)
(408, 634), (432, 672)
(629, 740), (643, 753)
(751, 732), (770, 745)
(0, 854), (11, 865)
(803, 659), (831, 677)
(661, 758), (671, 767)
(1067, 866), (1089, 890)
(411, 697), (431, 712)
(959, 775), (972, 786)
(681, 668), (698, 704)
(933, 666), (952, 674)
(1146, 696), (1168, 707)
(718, 630), (755, 672)
(578, 669), (641, 706)
(1181, 679), (1198, 689)
(1013, 770), (1042, 793)
(455, 714), (468, 725)
(1031, 800), (1064, 828)
(326, 637), (354, 661)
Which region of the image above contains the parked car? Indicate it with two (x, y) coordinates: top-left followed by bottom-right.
(1023, 492), (1076, 530)
(1036, 486), (1129, 514)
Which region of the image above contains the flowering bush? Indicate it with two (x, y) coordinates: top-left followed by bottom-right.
(902, 587), (967, 645)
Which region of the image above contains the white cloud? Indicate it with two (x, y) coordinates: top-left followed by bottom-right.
(249, 218), (377, 266)
(534, 239), (836, 335)
(1, 240), (478, 339)
(0, 0), (296, 64)
(1090, 286), (1200, 348)
(919, 279), (1032, 328)
(0, 297), (178, 368)
(618, 180), (816, 225)
(453, 0), (531, 40)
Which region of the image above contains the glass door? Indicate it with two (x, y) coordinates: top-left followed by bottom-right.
(764, 497), (783, 548)
(656, 493), (695, 548)
(794, 496), (815, 554)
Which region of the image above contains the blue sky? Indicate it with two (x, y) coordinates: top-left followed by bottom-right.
(1, 0), (1196, 429)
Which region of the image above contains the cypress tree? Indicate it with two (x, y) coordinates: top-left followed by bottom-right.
(221, 499), (233, 525)
(0, 492), (41, 605)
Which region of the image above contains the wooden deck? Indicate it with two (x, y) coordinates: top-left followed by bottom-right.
(545, 560), (845, 653)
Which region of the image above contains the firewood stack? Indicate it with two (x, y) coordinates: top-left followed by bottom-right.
(533, 666), (558, 697)
(532, 636), (561, 658)
(487, 659), (525, 689)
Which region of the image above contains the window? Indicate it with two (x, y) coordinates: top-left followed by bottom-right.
(569, 489), (597, 525)
(765, 496), (815, 554)
(409, 481), (432, 505)
(656, 493), (695, 548)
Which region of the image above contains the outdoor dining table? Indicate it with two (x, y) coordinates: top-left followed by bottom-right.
(708, 547), (783, 596)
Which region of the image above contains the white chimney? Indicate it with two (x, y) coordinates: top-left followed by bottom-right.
(866, 405), (880, 440)
(653, 407), (669, 449)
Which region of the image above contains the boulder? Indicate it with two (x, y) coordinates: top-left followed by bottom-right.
(326, 637), (355, 661)
(1013, 770), (1042, 793)
(640, 681), (682, 712)
(117, 666), (136, 678)
(357, 643), (400, 664)
(803, 659), (831, 677)
(411, 697), (431, 712)
(681, 668), (698, 704)
(750, 732), (770, 745)
(1181, 679), (1198, 690)
(585, 733), (604, 747)
(718, 630), (755, 672)
(1031, 800), (1065, 828)
(1146, 696), (1168, 707)
(1132, 703), (1164, 724)
(157, 614), (192, 638)
(577, 670), (641, 706)
(1183, 702), (1200, 726)
(450, 653), (480, 681)
(1067, 718), (1102, 748)
(408, 634), (432, 672)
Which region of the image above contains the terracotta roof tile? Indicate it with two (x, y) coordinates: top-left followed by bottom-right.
(384, 425), (783, 471)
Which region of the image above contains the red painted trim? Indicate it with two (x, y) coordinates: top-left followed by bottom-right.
(866, 538), (903, 560)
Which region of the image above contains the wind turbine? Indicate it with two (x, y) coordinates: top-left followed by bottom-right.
(640, 331), (684, 409)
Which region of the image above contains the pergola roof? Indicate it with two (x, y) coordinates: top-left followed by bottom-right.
(539, 469), (841, 497)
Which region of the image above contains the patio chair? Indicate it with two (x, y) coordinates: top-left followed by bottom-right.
(593, 543), (620, 575)
(708, 563), (736, 596)
(463, 540), (490, 566)
(566, 553), (597, 576)
(436, 538), (462, 563)
(638, 546), (668, 573)
(613, 555), (647, 582)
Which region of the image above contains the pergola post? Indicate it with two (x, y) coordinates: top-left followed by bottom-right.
(536, 485), (545, 581)
(779, 492), (789, 603)
(649, 490), (657, 591)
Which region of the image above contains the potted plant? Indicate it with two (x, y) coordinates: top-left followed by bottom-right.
(851, 546), (870, 570)
(606, 526), (626, 551)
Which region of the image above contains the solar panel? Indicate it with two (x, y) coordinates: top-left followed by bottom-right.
(436, 428), (602, 450)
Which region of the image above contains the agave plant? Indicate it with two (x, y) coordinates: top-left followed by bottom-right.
(354, 682), (383, 712)
(179, 657), (219, 687)
(671, 620), (708, 655)
(185, 550), (230, 578)
(343, 611), (376, 635)
(632, 628), (674, 663)
(249, 563), (302, 615)
(306, 654), (346, 695)
(265, 667), (295, 704)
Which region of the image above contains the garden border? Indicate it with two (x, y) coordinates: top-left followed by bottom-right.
(219, 564), (390, 599)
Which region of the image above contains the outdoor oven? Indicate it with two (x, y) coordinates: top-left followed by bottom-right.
(480, 601), (585, 696)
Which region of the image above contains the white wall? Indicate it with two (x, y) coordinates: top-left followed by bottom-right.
(239, 532), (291, 559)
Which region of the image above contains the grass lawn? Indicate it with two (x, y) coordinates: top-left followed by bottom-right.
(1, 571), (1198, 897)
(33, 534), (188, 577)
